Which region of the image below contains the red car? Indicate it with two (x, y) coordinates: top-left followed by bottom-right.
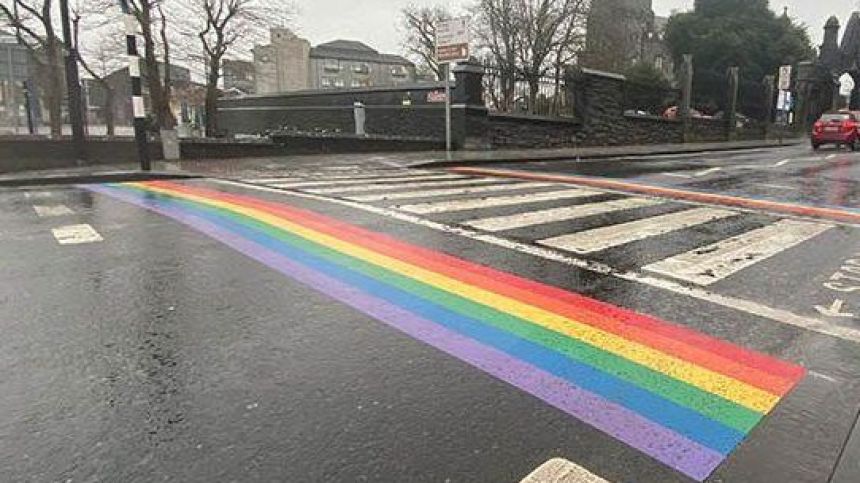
(812, 111), (860, 150)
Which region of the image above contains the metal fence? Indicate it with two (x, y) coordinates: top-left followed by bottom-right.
(482, 65), (574, 118)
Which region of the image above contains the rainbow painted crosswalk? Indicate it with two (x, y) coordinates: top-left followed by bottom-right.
(87, 181), (806, 481)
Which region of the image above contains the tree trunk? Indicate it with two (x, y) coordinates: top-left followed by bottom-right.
(204, 56), (221, 137)
(45, 41), (63, 138)
(103, 84), (115, 137)
(139, 6), (174, 130)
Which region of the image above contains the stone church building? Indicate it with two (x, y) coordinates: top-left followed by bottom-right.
(582, 0), (674, 79)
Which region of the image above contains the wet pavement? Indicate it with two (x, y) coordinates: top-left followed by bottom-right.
(1, 150), (859, 482)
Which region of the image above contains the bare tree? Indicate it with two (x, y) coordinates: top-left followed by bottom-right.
(400, 4), (451, 81)
(515, 0), (588, 113)
(472, 0), (519, 111)
(0, 0), (65, 137)
(70, 1), (124, 136)
(187, 0), (291, 137)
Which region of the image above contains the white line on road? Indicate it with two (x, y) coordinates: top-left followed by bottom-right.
(51, 224), (103, 245)
(644, 219), (833, 285)
(759, 183), (794, 190)
(398, 189), (600, 215)
(274, 174), (468, 189)
(33, 204), (74, 218)
(348, 182), (556, 202)
(241, 177), (306, 184)
(540, 207), (736, 254)
(465, 198), (665, 232)
(773, 158), (792, 167)
(694, 167), (722, 177)
(826, 154), (839, 160)
(306, 177), (502, 195)
(520, 458), (609, 483)
(661, 172), (693, 179)
(216, 179), (860, 344)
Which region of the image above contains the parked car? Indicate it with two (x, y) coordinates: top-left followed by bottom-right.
(811, 111), (860, 150)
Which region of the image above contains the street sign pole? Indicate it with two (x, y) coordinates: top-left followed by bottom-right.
(435, 17), (470, 157)
(444, 63), (451, 156)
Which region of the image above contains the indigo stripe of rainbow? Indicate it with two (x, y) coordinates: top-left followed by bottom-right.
(86, 181), (806, 481)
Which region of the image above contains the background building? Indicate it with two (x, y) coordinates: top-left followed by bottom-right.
(86, 62), (206, 135)
(0, 29), (32, 133)
(223, 59), (255, 96)
(252, 28), (416, 94)
(583, 0), (674, 80)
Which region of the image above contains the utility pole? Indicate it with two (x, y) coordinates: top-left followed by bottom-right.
(59, 0), (86, 159)
(118, 0), (151, 171)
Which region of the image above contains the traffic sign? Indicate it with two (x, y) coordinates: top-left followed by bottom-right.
(778, 65), (792, 91)
(436, 17), (470, 63)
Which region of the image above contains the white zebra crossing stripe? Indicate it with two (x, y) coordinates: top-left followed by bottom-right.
(349, 182), (556, 202)
(465, 198), (665, 232)
(242, 177), (306, 184)
(644, 219), (833, 285)
(398, 189), (601, 215)
(33, 204), (73, 217)
(52, 224), (103, 245)
(272, 174), (468, 189)
(540, 207), (737, 254)
(296, 170), (439, 180)
(520, 458), (609, 483)
(305, 177), (502, 195)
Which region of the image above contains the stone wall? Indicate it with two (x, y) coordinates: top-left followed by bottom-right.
(218, 83), (449, 139)
(488, 113), (581, 148)
(624, 115), (684, 144)
(688, 118), (728, 142)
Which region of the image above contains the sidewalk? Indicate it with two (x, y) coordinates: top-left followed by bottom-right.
(0, 137), (802, 185)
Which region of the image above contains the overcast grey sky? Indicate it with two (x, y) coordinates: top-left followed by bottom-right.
(292, 0), (856, 55)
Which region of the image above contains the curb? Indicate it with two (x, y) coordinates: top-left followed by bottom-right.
(412, 139), (804, 168)
(450, 166), (860, 226)
(0, 171), (201, 188)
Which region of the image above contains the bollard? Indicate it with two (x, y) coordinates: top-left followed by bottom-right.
(353, 102), (366, 136)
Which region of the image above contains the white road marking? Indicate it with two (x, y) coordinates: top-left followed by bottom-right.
(216, 179), (860, 344)
(644, 219), (832, 285)
(306, 177), (501, 195)
(288, 170), (438, 181)
(773, 158), (792, 167)
(694, 167), (722, 177)
(465, 198), (665, 232)
(241, 177), (306, 184)
(661, 172), (693, 179)
(541, 207), (737, 254)
(33, 204), (74, 217)
(826, 154), (839, 160)
(759, 183), (794, 190)
(398, 189), (600, 215)
(348, 182), (556, 202)
(520, 458), (609, 483)
(24, 191), (54, 199)
(51, 224), (103, 245)
(273, 174), (467, 189)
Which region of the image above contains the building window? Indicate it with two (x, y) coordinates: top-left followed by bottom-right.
(390, 66), (407, 77)
(352, 63), (370, 74)
(324, 59), (340, 72)
(334, 78), (345, 88)
(321, 77), (335, 88)
(654, 55), (664, 71)
(351, 79), (370, 88)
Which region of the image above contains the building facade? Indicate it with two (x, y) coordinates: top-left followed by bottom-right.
(251, 28), (416, 94)
(583, 0), (674, 80)
(0, 29), (32, 132)
(223, 59), (255, 95)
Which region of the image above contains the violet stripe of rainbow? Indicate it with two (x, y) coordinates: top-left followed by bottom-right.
(85, 182), (806, 481)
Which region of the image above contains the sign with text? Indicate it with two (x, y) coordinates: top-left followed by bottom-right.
(436, 17), (470, 63)
(778, 65), (792, 91)
(427, 90), (447, 103)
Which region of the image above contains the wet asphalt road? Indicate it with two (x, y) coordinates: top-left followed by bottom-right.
(490, 143), (860, 210)
(1, 146), (860, 483)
